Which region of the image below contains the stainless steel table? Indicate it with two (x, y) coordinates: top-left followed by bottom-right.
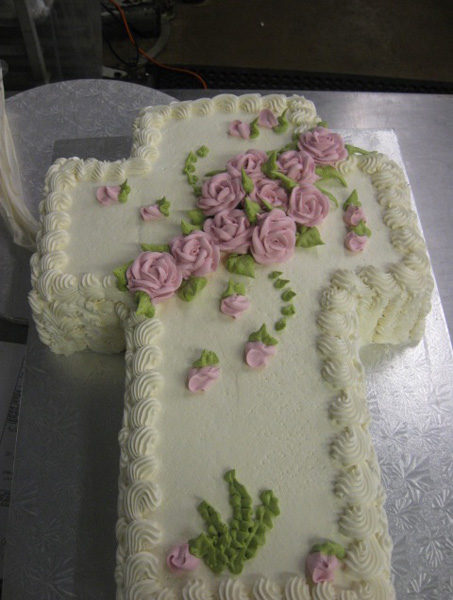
(2, 81), (452, 600)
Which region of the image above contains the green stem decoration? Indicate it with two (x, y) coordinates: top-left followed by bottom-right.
(189, 470), (280, 575)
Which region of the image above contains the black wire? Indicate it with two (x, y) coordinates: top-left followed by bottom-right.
(101, 1), (140, 67)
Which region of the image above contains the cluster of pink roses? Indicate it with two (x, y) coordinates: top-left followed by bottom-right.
(126, 126), (347, 305)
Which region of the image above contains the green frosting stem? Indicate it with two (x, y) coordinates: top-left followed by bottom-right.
(273, 108), (289, 133)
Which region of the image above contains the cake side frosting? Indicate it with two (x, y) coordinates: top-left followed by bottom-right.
(27, 94), (433, 600)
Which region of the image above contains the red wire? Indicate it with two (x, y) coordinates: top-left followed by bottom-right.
(106, 0), (208, 90)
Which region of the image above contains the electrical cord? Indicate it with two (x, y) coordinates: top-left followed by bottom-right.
(105, 0), (208, 89)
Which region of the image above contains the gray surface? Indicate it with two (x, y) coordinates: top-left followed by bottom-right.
(1, 84), (453, 599)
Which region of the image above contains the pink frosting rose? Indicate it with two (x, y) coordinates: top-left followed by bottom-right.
(126, 251), (182, 303)
(226, 149), (269, 178)
(245, 341), (277, 367)
(167, 543), (200, 574)
(198, 172), (243, 216)
(228, 120), (251, 139)
(306, 552), (340, 583)
(187, 366), (221, 392)
(343, 205), (366, 227)
(298, 127), (348, 166)
(344, 231), (367, 252)
(250, 209), (296, 265)
(249, 177), (289, 209)
(96, 185), (121, 206)
(170, 231), (220, 278)
(140, 204), (163, 221)
(203, 208), (253, 254)
(277, 150), (319, 184)
(220, 294), (250, 318)
(258, 109), (278, 129)
(287, 184), (329, 227)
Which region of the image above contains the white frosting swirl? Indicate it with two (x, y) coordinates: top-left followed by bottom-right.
(129, 371), (164, 402)
(182, 579), (213, 600)
(335, 462), (378, 504)
(252, 578), (281, 600)
(331, 425), (370, 466)
(345, 537), (388, 579)
(132, 345), (162, 375)
(123, 579), (162, 600)
(311, 582), (337, 600)
(127, 455), (158, 482)
(127, 426), (158, 459)
(129, 398), (161, 428)
(339, 503), (379, 538)
(238, 94), (262, 113)
(123, 551), (159, 586)
(123, 481), (162, 521)
(218, 579), (249, 600)
(329, 389), (371, 426)
(125, 519), (161, 552)
(213, 94), (239, 113)
(284, 576), (311, 600)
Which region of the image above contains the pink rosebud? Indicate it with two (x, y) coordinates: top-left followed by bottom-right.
(298, 127), (348, 166)
(140, 204), (163, 221)
(250, 209), (296, 265)
(187, 366), (220, 392)
(277, 150), (319, 185)
(126, 252), (182, 303)
(343, 205), (366, 227)
(198, 172), (243, 216)
(245, 341), (277, 368)
(226, 150), (269, 178)
(228, 120), (251, 139)
(287, 184), (329, 227)
(170, 231), (220, 278)
(203, 209), (253, 254)
(306, 552), (340, 583)
(258, 109), (278, 129)
(344, 231), (367, 252)
(96, 185), (121, 206)
(167, 543), (200, 574)
(220, 295), (250, 318)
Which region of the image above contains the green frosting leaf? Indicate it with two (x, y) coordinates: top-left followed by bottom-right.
(181, 219), (202, 235)
(112, 261), (133, 292)
(345, 144), (376, 156)
(311, 540), (346, 560)
(193, 349), (219, 368)
(196, 145), (209, 158)
(140, 243), (170, 253)
(186, 150), (198, 164)
(296, 226), (324, 248)
(241, 168), (255, 194)
(244, 197), (261, 224)
(317, 120), (329, 128)
(189, 469), (280, 575)
(315, 166), (347, 187)
(226, 254), (256, 278)
(221, 279), (246, 299)
(281, 289), (296, 302)
(275, 318), (287, 331)
(281, 304), (296, 316)
(177, 276), (208, 301)
(278, 141), (298, 153)
(273, 108), (289, 133)
(351, 220), (372, 237)
(118, 179), (131, 203)
(192, 184), (202, 197)
(135, 291), (156, 318)
(268, 271), (283, 280)
(314, 184), (339, 208)
(249, 117), (260, 139)
(271, 171), (299, 191)
(343, 189), (361, 209)
(156, 196), (170, 216)
(261, 151), (279, 179)
(204, 169), (226, 177)
(274, 278), (289, 289)
(187, 208), (206, 226)
(248, 324), (278, 346)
